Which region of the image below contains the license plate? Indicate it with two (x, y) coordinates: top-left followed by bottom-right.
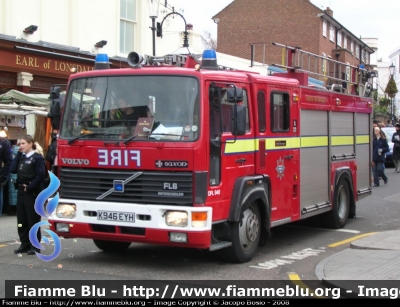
(97, 211), (135, 222)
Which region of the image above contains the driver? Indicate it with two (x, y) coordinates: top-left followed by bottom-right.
(111, 97), (138, 121)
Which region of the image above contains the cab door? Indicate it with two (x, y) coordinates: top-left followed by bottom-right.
(264, 88), (300, 223)
(207, 82), (255, 221)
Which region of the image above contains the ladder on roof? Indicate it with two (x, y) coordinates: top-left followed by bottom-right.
(145, 53), (201, 67)
(270, 42), (372, 95)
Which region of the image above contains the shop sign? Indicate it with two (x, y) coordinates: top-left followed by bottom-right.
(15, 55), (93, 74)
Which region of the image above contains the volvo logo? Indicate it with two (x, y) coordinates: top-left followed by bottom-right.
(61, 158), (90, 165)
(155, 160), (188, 168)
(96, 172), (143, 200)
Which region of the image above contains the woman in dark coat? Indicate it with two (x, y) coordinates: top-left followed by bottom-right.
(392, 123), (400, 172)
(372, 126), (389, 187)
(10, 135), (45, 255)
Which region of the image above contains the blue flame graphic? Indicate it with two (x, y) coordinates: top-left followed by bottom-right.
(29, 171), (62, 261)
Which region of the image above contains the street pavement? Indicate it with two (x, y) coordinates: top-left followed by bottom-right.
(1, 213), (400, 297)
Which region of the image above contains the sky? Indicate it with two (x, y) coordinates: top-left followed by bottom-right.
(173, 0), (400, 62)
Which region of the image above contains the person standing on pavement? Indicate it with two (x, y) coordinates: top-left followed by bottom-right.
(7, 142), (20, 215)
(372, 126), (389, 187)
(392, 123), (400, 172)
(0, 129), (12, 216)
(10, 135), (45, 255)
(45, 129), (58, 171)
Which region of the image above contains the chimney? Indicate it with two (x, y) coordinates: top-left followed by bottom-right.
(324, 7), (333, 16)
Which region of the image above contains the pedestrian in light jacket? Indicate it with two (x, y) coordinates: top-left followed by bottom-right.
(372, 126), (389, 187)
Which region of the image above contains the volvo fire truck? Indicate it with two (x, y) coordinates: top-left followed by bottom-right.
(48, 44), (373, 263)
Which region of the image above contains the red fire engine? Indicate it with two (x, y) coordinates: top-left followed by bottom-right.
(48, 44), (373, 263)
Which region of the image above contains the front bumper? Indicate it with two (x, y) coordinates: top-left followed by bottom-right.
(48, 198), (212, 249)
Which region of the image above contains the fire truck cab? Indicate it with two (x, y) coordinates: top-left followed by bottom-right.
(48, 46), (372, 263)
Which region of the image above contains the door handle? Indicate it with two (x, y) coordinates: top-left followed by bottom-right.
(236, 158), (246, 165)
(284, 155), (293, 159)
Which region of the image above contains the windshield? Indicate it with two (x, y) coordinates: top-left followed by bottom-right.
(60, 76), (199, 142)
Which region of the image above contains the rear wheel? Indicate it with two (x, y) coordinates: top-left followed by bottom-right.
(321, 178), (350, 229)
(220, 202), (261, 263)
(93, 239), (131, 252)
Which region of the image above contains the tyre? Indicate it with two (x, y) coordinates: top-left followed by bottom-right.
(220, 202), (261, 263)
(93, 239), (131, 252)
(321, 178), (350, 229)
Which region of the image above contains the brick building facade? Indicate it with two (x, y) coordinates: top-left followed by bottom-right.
(213, 0), (375, 86)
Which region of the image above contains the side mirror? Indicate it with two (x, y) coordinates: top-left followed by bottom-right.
(231, 104), (246, 136)
(227, 87), (243, 103)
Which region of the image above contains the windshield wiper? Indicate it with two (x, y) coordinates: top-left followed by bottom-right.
(123, 134), (141, 145)
(148, 133), (184, 140)
(68, 133), (121, 145)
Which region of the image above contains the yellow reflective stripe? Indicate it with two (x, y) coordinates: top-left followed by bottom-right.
(356, 135), (369, 144)
(225, 139), (257, 154)
(301, 136), (328, 148)
(224, 134), (370, 154)
(331, 136), (354, 146)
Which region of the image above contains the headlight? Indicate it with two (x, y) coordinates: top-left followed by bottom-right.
(165, 211), (188, 227)
(56, 204), (76, 219)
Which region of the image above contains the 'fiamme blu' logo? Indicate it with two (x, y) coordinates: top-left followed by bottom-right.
(29, 172), (61, 261)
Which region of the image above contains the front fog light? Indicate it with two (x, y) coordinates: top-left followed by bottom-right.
(56, 223), (70, 232)
(56, 204), (76, 219)
(170, 232), (187, 243)
(165, 211), (188, 227)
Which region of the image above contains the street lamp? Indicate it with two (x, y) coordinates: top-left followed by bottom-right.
(148, 0), (160, 56)
(157, 11), (189, 49)
(389, 62), (395, 122)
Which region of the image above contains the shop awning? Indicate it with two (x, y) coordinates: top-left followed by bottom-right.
(0, 89), (50, 116)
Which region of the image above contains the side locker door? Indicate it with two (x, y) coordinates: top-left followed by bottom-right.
(355, 112), (372, 199)
(266, 87), (300, 224)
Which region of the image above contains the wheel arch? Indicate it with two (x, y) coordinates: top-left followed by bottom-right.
(228, 175), (271, 245)
(333, 167), (356, 218)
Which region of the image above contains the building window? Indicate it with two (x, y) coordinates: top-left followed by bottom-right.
(330, 25), (335, 43)
(322, 52), (327, 76)
(351, 41), (354, 54)
(120, 0), (136, 54)
(344, 36), (347, 50)
(322, 20), (327, 37)
(355, 45), (359, 59)
(337, 32), (342, 47)
(346, 63), (351, 82)
(362, 50), (369, 64)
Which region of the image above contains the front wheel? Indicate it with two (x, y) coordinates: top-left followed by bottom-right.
(220, 202), (261, 263)
(93, 239), (131, 252)
(321, 178), (350, 229)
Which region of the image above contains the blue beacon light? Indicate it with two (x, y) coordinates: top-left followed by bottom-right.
(201, 49), (218, 70)
(94, 54), (111, 70)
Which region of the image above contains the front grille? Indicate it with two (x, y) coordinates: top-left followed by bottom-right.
(90, 224), (145, 236)
(59, 168), (193, 206)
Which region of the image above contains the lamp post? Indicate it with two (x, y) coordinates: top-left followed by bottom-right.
(389, 62), (395, 122)
(148, 0), (160, 56)
(157, 11), (189, 49)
